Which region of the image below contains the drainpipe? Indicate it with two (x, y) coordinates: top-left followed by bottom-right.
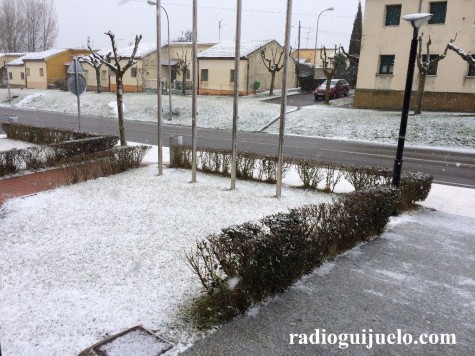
(418, 0), (422, 12)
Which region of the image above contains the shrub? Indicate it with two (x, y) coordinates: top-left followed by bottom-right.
(186, 187), (398, 328)
(2, 122), (94, 144)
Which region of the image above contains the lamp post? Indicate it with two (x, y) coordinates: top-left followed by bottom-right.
(312, 7), (334, 77)
(147, 0), (174, 175)
(391, 13), (432, 187)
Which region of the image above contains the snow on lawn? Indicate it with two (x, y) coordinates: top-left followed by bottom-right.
(0, 135), (38, 152)
(0, 165), (331, 355)
(1, 88), (473, 149)
(265, 105), (475, 149)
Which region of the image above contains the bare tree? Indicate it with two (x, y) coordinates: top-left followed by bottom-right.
(177, 50), (189, 95)
(260, 47), (284, 95)
(81, 39), (103, 93)
(446, 35), (475, 65)
(88, 31), (142, 146)
(320, 45), (341, 104)
(414, 34), (448, 115)
(340, 46), (359, 63)
(0, 0), (58, 52)
(0, 0), (25, 52)
(176, 30), (192, 42)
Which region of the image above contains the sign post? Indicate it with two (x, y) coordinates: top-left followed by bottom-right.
(67, 57), (86, 130)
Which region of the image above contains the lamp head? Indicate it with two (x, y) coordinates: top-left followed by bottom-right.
(402, 13), (433, 29)
(147, 0), (157, 5)
(326, 7), (335, 11)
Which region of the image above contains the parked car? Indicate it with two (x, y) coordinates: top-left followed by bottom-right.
(314, 79), (350, 100)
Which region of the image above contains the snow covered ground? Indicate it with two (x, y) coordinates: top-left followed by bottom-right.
(1, 88), (473, 149)
(0, 143), (333, 355)
(1, 87), (474, 354)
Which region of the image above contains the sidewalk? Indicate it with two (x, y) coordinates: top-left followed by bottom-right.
(184, 187), (475, 355)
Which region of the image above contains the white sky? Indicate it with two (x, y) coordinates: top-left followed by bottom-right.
(53, 0), (365, 50)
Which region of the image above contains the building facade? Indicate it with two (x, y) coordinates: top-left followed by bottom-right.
(355, 0), (475, 112)
(197, 40), (296, 96)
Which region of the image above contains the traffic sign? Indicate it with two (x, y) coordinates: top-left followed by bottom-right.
(68, 75), (87, 96)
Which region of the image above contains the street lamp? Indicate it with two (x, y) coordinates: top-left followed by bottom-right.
(391, 13), (432, 187)
(147, 0), (173, 175)
(313, 7), (334, 77)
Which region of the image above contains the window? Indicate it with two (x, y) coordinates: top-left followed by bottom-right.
(421, 54), (440, 75)
(379, 55), (395, 74)
(429, 2), (447, 24)
(468, 64), (475, 77)
(200, 68), (208, 81)
(26, 68), (30, 76)
(385, 5), (402, 26)
(186, 69), (190, 80)
(39, 68), (44, 77)
(8, 72), (13, 80)
(229, 69), (235, 82)
(131, 67), (137, 78)
(83, 70), (88, 79)
(101, 70), (107, 79)
(21, 72), (24, 80)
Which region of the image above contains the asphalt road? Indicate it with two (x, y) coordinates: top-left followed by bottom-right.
(0, 106), (474, 188)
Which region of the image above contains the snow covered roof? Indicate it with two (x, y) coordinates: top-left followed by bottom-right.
(198, 40), (278, 59)
(7, 53), (35, 66)
(108, 42), (157, 59)
(22, 48), (68, 61)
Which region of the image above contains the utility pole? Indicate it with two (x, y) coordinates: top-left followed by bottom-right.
(4, 60), (11, 101)
(296, 21), (301, 87)
(230, 0), (242, 190)
(218, 19), (225, 42)
(191, 0), (198, 183)
(276, 0), (293, 198)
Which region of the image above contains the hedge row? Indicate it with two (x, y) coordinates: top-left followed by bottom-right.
(61, 145), (151, 183)
(2, 122), (96, 144)
(186, 186), (398, 327)
(1, 123), (119, 177)
(170, 144), (432, 211)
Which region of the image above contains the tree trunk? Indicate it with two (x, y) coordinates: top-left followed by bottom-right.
(269, 71), (276, 95)
(95, 67), (101, 93)
(116, 77), (127, 146)
(182, 66), (186, 95)
(414, 72), (426, 115)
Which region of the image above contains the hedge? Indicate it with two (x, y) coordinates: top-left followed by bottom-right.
(1, 123), (119, 176)
(170, 144), (432, 211)
(186, 186), (399, 327)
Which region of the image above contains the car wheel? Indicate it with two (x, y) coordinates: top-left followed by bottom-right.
(344, 90), (349, 97)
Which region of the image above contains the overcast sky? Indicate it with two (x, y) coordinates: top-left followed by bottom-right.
(53, 0), (365, 50)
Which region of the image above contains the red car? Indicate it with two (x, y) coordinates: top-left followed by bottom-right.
(314, 79), (350, 100)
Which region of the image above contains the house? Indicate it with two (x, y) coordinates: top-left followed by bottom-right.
(0, 53), (25, 86)
(20, 49), (90, 89)
(160, 42), (215, 91)
(99, 43), (157, 93)
(197, 40), (297, 95)
(6, 53), (33, 88)
(354, 0), (475, 112)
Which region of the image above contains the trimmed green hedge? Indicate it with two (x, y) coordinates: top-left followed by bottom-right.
(186, 186), (399, 327)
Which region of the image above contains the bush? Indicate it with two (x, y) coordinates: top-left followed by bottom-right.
(186, 187), (398, 328)
(2, 122), (94, 144)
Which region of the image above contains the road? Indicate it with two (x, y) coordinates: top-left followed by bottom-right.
(0, 106), (474, 188)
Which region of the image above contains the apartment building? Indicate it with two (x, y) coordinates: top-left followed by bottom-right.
(354, 0), (474, 112)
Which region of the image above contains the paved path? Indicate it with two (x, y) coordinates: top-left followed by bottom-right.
(184, 209), (475, 355)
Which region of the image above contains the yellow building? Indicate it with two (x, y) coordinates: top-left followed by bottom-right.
(355, 0), (475, 112)
(197, 40), (297, 96)
(20, 49), (90, 89)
